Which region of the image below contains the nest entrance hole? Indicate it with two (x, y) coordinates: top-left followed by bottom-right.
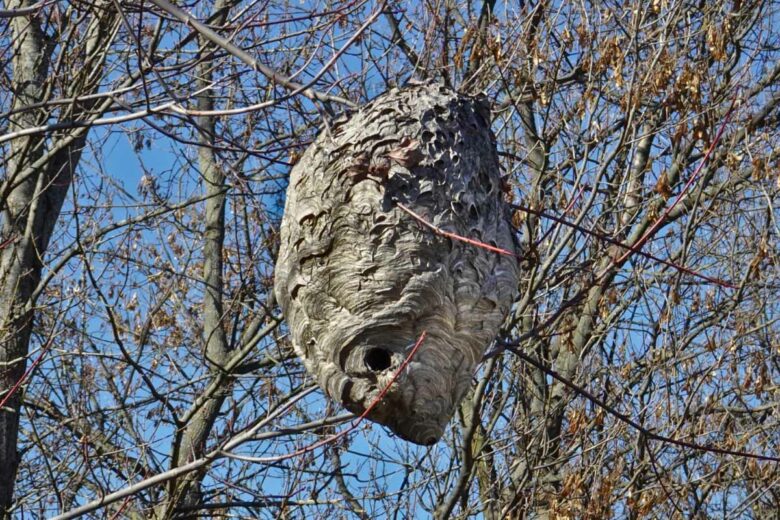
(365, 348), (392, 372)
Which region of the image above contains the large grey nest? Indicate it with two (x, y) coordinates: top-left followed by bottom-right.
(275, 82), (520, 445)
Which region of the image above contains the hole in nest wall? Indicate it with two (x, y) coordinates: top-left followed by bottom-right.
(364, 348), (392, 371)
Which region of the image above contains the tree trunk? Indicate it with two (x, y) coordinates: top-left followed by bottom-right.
(1, 1), (115, 514)
(161, 2), (233, 516)
(1, 2), (56, 512)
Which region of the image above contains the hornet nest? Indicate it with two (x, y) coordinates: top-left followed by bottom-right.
(275, 82), (520, 445)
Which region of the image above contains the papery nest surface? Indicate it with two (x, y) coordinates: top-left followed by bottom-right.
(275, 82), (520, 445)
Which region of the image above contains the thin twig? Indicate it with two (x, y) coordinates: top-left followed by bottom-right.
(147, 0), (378, 108)
(512, 203), (736, 288)
(0, 0), (53, 18)
(614, 93), (740, 265)
(398, 200), (735, 288)
(396, 203), (517, 257)
(219, 331), (429, 463)
(0, 335), (56, 411)
(506, 345), (780, 463)
(52, 332), (428, 519)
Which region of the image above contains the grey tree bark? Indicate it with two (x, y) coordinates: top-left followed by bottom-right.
(160, 1), (233, 516)
(275, 83), (520, 445)
(1, 4), (53, 510)
(0, 1), (116, 515)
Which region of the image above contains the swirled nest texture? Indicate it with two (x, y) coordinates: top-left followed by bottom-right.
(275, 82), (520, 445)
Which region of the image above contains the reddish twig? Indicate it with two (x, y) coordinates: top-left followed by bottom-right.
(54, 333), (428, 520)
(537, 184), (585, 247)
(614, 94), (740, 265)
(512, 203), (736, 289)
(397, 198), (735, 288)
(354, 331), (427, 420)
(293, 330), (428, 453)
(0, 337), (54, 410)
(507, 345), (780, 463)
(107, 495), (132, 520)
(225, 331), (428, 463)
(396, 203), (517, 257)
(0, 234), (18, 251)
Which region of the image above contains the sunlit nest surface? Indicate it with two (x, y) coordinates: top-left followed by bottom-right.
(275, 82), (520, 445)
